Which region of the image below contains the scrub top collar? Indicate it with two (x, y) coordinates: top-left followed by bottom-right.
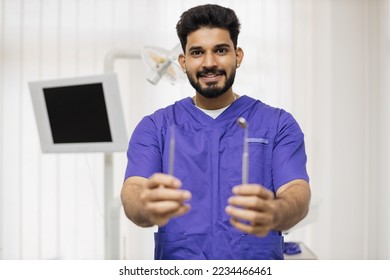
(179, 95), (254, 127)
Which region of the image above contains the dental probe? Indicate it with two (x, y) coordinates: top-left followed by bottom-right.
(169, 125), (175, 176)
(237, 117), (249, 185)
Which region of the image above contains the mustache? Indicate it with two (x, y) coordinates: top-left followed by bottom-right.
(197, 68), (226, 78)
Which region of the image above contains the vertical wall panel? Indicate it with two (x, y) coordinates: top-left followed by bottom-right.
(112, 0), (131, 48)
(385, 0), (390, 259)
(279, 0), (293, 112)
(0, 0), (4, 260)
(76, 0), (104, 260)
(58, 0), (79, 260)
(261, 0), (281, 106)
(304, 0), (333, 259)
(57, 0), (79, 260)
(74, 156), (103, 259)
(363, 0), (379, 259)
(21, 0), (42, 259)
(95, 0), (116, 260)
(40, 0), (60, 259)
(2, 0), (23, 259)
(330, 0), (367, 259)
(78, 0), (98, 74)
(291, 0), (313, 126)
(286, 0), (316, 247)
(377, 0), (390, 259)
(362, 0), (390, 259)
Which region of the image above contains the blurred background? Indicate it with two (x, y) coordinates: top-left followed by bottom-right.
(0, 0), (389, 260)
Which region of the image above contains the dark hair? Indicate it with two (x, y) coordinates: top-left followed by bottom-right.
(176, 4), (241, 52)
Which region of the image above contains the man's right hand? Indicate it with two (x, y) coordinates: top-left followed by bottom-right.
(139, 173), (192, 226)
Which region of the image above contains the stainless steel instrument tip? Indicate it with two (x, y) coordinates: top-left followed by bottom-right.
(237, 117), (247, 129)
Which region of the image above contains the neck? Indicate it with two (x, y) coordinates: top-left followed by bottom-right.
(194, 92), (238, 110)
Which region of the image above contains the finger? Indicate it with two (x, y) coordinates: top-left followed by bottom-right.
(146, 173), (182, 189)
(145, 200), (187, 216)
(225, 205), (273, 226)
(232, 184), (274, 200)
(229, 217), (271, 237)
(228, 195), (273, 212)
(142, 187), (191, 203)
(150, 204), (191, 227)
(169, 203), (191, 219)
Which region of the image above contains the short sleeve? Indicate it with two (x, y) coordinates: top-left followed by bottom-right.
(124, 116), (162, 180)
(272, 111), (309, 190)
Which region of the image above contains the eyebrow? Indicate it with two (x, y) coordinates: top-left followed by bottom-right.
(188, 46), (203, 52)
(188, 43), (232, 52)
(214, 43), (231, 49)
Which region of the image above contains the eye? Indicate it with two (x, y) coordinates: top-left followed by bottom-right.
(215, 48), (229, 55)
(190, 50), (203, 57)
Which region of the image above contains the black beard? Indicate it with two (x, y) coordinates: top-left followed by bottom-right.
(187, 67), (236, 99)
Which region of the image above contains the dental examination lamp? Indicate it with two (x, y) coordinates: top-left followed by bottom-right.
(142, 44), (185, 85)
(105, 43), (185, 84)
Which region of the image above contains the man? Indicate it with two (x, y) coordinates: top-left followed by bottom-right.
(121, 4), (310, 260)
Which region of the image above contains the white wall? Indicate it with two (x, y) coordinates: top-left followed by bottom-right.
(0, 0), (3, 260)
(375, 0), (390, 258)
(0, 0), (389, 260)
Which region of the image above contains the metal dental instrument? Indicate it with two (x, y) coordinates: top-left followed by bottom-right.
(169, 125), (175, 176)
(237, 117), (249, 185)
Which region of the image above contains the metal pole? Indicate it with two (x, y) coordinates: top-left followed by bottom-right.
(103, 50), (141, 259)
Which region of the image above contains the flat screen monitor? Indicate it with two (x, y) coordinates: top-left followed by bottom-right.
(29, 74), (128, 153)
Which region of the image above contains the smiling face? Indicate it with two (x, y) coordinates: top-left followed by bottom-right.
(179, 28), (243, 99)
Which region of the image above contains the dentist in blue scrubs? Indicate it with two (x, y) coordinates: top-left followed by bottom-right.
(121, 4), (311, 260)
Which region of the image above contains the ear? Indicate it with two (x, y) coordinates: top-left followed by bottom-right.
(178, 53), (186, 73)
(235, 47), (244, 68)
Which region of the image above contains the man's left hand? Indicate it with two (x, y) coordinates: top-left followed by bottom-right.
(225, 184), (275, 237)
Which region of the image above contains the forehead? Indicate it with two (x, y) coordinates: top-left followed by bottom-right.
(186, 28), (233, 50)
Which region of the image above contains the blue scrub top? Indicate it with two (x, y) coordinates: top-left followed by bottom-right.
(125, 95), (309, 260)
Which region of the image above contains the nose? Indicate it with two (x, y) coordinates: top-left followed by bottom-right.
(202, 51), (217, 68)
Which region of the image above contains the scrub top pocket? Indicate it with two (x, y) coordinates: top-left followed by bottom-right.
(226, 134), (273, 190)
(239, 234), (284, 260)
(154, 232), (209, 260)
(154, 232), (189, 260)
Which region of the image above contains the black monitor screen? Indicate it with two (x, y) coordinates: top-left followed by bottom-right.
(43, 83), (112, 144)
